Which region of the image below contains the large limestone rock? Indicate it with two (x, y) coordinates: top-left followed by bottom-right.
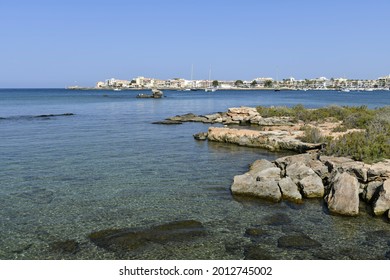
(278, 177), (303, 203)
(326, 172), (360, 216)
(372, 179), (390, 216)
(363, 181), (383, 202)
(321, 156), (369, 182)
(248, 159), (275, 176)
(275, 153), (318, 175)
(231, 167), (282, 202)
(299, 173), (325, 198)
(231, 173), (255, 193)
(368, 161), (390, 182)
(255, 167), (281, 181)
(286, 162), (316, 184)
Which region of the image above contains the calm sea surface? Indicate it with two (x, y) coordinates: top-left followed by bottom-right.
(1, 89), (390, 259)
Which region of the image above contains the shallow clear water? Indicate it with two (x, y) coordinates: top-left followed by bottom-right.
(0, 89), (389, 259)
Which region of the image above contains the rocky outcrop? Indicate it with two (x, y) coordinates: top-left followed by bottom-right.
(158, 106), (296, 126)
(137, 89), (164, 99)
(231, 152), (390, 218)
(207, 127), (322, 152)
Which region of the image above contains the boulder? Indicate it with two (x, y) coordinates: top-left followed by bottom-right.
(326, 172), (360, 216)
(248, 159), (275, 175)
(193, 132), (208, 140)
(367, 161), (390, 182)
(231, 167), (282, 202)
(372, 179), (390, 216)
(231, 173), (256, 193)
(278, 177), (303, 203)
(286, 162), (316, 184)
(321, 157), (369, 183)
(321, 156), (355, 172)
(298, 173), (324, 198)
(255, 167), (281, 182)
(232, 179), (282, 202)
(307, 160), (330, 180)
(363, 181), (383, 202)
(275, 153), (318, 176)
(253, 181), (282, 202)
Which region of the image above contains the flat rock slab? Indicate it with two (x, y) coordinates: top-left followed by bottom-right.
(152, 120), (183, 125)
(277, 234), (322, 250)
(88, 220), (206, 253)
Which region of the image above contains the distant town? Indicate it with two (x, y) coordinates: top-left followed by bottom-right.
(68, 75), (390, 91)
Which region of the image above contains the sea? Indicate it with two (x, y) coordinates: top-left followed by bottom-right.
(1, 89), (390, 260)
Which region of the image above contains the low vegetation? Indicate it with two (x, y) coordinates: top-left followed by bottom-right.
(256, 105), (390, 163)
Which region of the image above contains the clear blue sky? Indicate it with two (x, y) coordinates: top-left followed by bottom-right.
(0, 0), (389, 87)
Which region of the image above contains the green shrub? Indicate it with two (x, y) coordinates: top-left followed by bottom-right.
(255, 104), (390, 163)
(299, 126), (326, 144)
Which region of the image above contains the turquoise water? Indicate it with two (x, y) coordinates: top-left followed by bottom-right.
(1, 89), (390, 260)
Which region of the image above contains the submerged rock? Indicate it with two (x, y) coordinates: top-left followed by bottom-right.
(244, 228), (268, 238)
(244, 245), (276, 260)
(88, 220), (206, 253)
(49, 240), (80, 255)
(277, 234), (321, 250)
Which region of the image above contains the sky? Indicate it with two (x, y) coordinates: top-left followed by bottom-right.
(0, 0), (389, 87)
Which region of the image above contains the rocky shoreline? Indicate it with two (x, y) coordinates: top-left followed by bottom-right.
(156, 106), (390, 220)
(232, 151), (390, 218)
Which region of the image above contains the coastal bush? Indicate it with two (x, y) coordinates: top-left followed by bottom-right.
(324, 109), (390, 163)
(256, 104), (382, 127)
(299, 126), (326, 144)
(324, 130), (390, 163)
(256, 105), (390, 163)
